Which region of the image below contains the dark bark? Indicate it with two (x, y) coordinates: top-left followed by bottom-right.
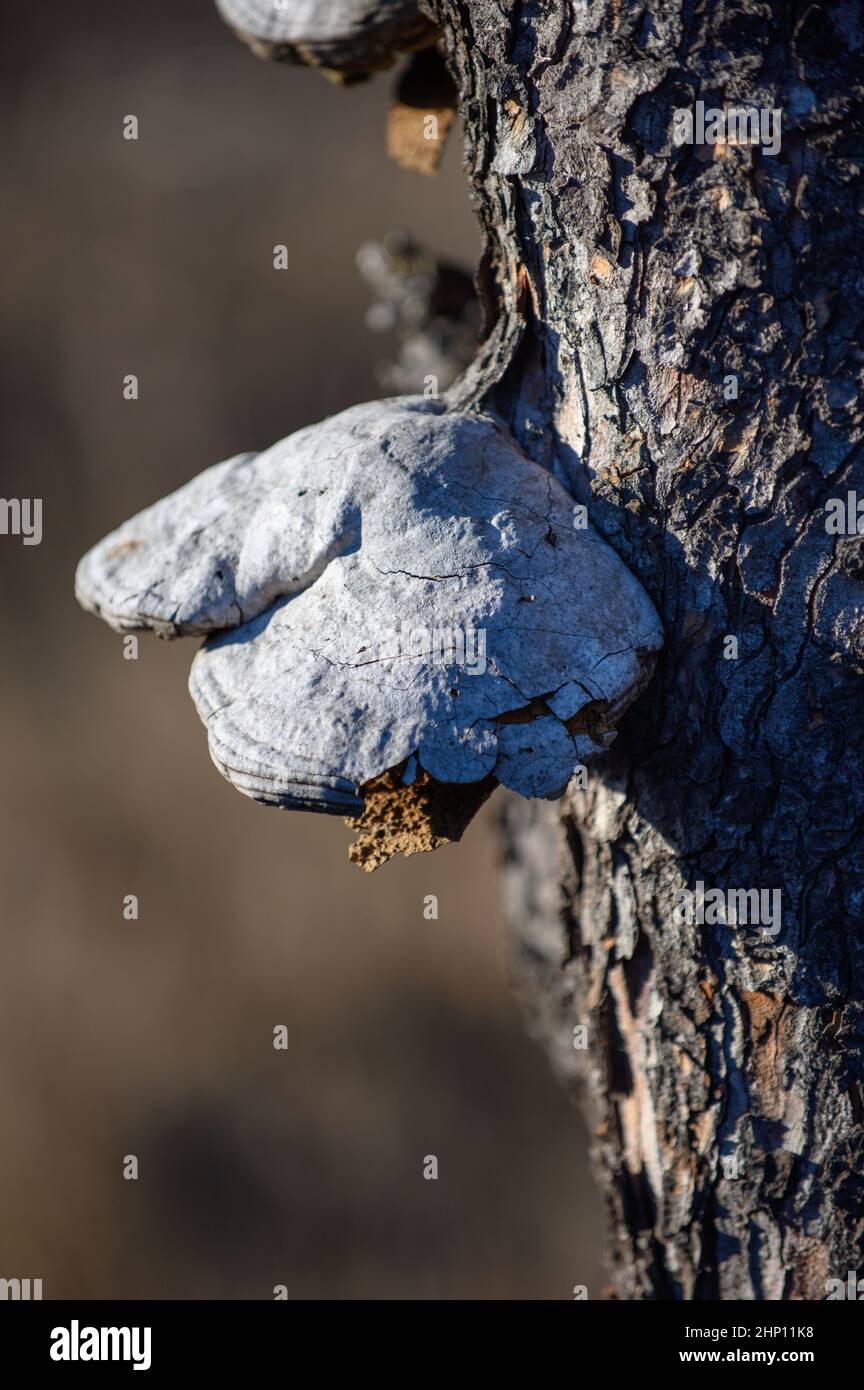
(424, 0), (864, 1299)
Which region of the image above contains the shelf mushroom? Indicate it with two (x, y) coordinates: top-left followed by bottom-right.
(214, 0), (436, 78)
(76, 397), (663, 867)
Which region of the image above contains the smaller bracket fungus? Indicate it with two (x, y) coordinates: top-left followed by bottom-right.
(214, 0), (437, 79)
(76, 398), (663, 868)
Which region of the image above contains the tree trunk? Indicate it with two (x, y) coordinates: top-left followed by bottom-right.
(425, 0), (864, 1299)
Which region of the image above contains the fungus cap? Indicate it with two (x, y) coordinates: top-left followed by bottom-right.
(76, 397), (662, 837)
(214, 0), (435, 73)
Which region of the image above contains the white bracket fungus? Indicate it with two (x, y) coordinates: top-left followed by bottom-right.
(214, 0), (436, 77)
(76, 398), (662, 867)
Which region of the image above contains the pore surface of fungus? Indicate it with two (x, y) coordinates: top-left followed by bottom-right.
(76, 398), (662, 860)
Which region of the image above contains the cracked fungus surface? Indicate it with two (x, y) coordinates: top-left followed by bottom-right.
(76, 396), (663, 861)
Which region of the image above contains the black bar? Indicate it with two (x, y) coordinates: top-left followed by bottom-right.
(0, 1297), (856, 1376)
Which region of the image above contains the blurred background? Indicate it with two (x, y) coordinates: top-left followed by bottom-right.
(0, 0), (604, 1298)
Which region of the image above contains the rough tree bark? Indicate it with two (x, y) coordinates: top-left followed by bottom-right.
(423, 0), (864, 1299)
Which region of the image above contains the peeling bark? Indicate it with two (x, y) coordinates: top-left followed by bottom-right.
(424, 0), (864, 1299)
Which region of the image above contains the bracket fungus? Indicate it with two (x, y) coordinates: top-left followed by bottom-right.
(76, 398), (663, 868)
(214, 0), (436, 79)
